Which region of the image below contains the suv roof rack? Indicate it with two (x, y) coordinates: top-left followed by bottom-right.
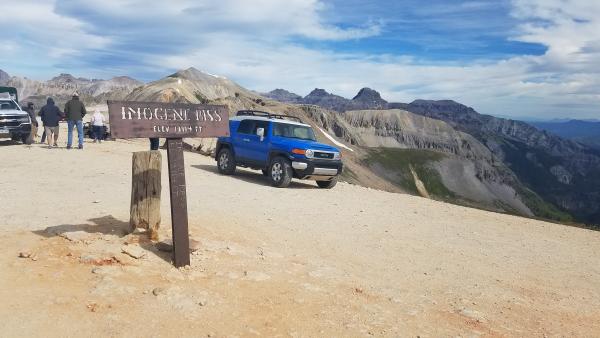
(236, 110), (303, 123)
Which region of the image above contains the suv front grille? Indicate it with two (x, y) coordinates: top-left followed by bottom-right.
(314, 151), (334, 159)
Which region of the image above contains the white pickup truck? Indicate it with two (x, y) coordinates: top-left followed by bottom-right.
(0, 91), (32, 143)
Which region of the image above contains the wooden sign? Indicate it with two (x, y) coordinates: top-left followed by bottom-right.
(108, 100), (229, 267)
(107, 100), (229, 138)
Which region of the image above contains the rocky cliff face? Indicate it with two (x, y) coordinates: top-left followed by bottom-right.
(344, 109), (492, 161)
(339, 109), (534, 215)
(401, 100), (600, 225)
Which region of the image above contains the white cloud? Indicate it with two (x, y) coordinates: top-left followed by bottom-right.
(1, 0), (599, 119)
(109, 0), (600, 118)
(0, 0), (109, 77)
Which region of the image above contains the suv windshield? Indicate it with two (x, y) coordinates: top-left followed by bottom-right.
(0, 100), (19, 110)
(273, 122), (316, 141)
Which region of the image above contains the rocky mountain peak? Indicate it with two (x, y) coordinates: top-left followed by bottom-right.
(305, 88), (330, 98)
(50, 73), (81, 83)
(171, 67), (227, 81)
(263, 89), (303, 103)
(352, 87), (388, 108)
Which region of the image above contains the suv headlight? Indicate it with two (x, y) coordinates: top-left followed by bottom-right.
(305, 149), (314, 158)
(333, 152), (341, 160)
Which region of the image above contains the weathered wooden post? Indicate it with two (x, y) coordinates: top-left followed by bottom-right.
(107, 100), (229, 267)
(130, 150), (162, 240)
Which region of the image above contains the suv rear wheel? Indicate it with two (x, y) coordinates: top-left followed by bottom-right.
(269, 156), (292, 188)
(316, 177), (338, 189)
(217, 148), (236, 175)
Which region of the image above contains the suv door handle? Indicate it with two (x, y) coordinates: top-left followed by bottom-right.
(242, 138), (250, 142)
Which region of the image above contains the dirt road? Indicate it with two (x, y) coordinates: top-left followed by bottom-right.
(1, 137), (599, 337)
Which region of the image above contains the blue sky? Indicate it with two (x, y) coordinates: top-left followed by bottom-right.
(1, 0), (599, 119)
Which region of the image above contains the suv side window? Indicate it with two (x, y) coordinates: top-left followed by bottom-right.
(237, 119), (255, 134)
(253, 120), (269, 134)
(237, 119), (269, 135)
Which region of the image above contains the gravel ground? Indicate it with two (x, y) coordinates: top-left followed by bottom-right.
(0, 136), (599, 337)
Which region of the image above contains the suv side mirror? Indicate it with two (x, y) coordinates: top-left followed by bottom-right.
(256, 127), (265, 141)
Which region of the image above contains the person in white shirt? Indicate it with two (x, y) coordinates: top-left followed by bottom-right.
(91, 110), (106, 143)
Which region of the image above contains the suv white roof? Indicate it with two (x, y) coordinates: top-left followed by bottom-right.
(230, 115), (311, 127)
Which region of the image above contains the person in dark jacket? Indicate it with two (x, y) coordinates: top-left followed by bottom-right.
(64, 92), (86, 149)
(39, 97), (64, 148)
(25, 102), (38, 143)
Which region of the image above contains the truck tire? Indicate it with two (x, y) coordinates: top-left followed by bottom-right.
(217, 148), (236, 175)
(316, 177), (338, 189)
(269, 156), (292, 188)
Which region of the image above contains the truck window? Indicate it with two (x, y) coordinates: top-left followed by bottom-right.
(0, 101), (18, 110)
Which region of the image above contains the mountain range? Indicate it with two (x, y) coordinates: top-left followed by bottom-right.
(2, 68), (598, 228)
(0, 70), (143, 108)
(263, 87), (388, 112)
(530, 120), (600, 150)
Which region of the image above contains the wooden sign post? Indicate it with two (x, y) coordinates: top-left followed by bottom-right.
(107, 100), (229, 267)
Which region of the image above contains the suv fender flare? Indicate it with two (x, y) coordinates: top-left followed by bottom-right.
(216, 141), (234, 160)
(268, 151), (291, 166)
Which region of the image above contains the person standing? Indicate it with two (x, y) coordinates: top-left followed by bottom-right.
(64, 92), (86, 149)
(25, 102), (38, 144)
(91, 110), (105, 143)
(38, 97), (63, 148)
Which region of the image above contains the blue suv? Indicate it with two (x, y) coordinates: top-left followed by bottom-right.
(215, 110), (343, 188)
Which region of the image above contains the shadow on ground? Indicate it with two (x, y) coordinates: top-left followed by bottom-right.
(0, 140), (22, 146)
(32, 215), (172, 264)
(192, 164), (317, 189)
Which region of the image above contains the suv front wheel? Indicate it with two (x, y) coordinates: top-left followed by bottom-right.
(217, 148), (236, 175)
(269, 157), (293, 188)
(317, 177), (338, 189)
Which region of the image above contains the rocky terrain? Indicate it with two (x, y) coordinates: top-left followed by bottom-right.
(340, 109), (532, 215)
(127, 67), (254, 103)
(1, 137), (599, 337)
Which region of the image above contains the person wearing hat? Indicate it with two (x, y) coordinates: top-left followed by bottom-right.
(64, 91), (87, 149)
